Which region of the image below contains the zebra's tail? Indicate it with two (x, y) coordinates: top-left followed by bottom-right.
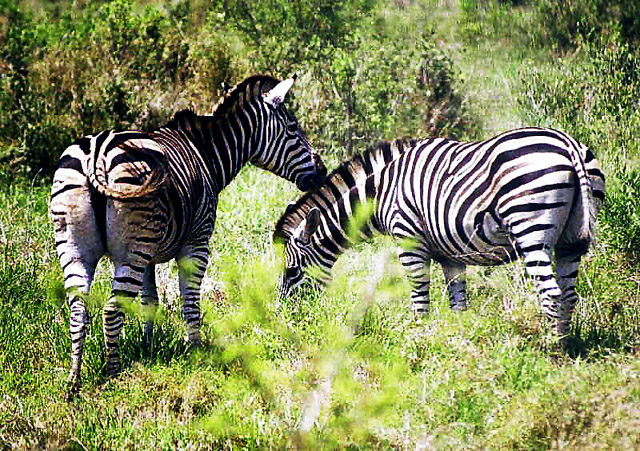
(568, 140), (598, 243)
(88, 133), (168, 199)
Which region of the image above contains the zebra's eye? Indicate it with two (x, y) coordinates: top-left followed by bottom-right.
(286, 122), (298, 133)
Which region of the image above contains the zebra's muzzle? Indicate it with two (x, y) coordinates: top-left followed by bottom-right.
(297, 174), (322, 191)
(296, 156), (327, 191)
(277, 276), (293, 302)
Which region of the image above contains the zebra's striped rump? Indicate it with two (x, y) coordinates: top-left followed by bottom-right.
(275, 128), (605, 333)
(88, 131), (168, 199)
(52, 74), (327, 397)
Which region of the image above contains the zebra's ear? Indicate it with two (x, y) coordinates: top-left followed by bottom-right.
(263, 75), (296, 107)
(284, 201), (297, 215)
(221, 81), (232, 94)
(298, 208), (320, 245)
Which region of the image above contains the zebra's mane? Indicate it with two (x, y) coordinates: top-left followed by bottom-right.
(274, 139), (416, 241)
(166, 75), (280, 129)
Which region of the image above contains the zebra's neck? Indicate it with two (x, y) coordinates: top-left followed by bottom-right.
(276, 140), (413, 268)
(156, 76), (279, 191)
(164, 110), (259, 190)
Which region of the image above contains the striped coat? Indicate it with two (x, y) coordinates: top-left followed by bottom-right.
(51, 75), (327, 395)
(275, 128), (605, 334)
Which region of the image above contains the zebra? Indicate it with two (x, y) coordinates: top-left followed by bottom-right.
(50, 75), (327, 396)
(274, 127), (605, 334)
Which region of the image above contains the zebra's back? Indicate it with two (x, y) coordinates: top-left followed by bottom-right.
(383, 128), (605, 265)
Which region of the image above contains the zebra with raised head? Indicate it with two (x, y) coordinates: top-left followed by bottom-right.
(274, 127), (605, 334)
(51, 75), (327, 395)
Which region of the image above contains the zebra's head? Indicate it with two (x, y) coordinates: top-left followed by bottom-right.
(251, 76), (327, 191)
(275, 207), (323, 300)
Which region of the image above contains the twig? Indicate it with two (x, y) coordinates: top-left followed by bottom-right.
(0, 220), (6, 245)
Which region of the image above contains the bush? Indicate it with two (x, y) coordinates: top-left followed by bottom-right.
(0, 0), (238, 177)
(0, 0), (472, 176)
(294, 35), (471, 157)
(534, 0), (640, 50)
(534, 0), (608, 49)
(458, 0), (534, 44)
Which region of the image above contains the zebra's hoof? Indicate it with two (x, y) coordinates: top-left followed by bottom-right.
(411, 306), (429, 317)
(105, 362), (121, 378)
(451, 302), (468, 311)
(66, 381), (81, 402)
(555, 320), (571, 337)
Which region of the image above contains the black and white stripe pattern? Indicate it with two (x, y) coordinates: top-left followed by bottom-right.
(51, 75), (327, 395)
(274, 127), (605, 334)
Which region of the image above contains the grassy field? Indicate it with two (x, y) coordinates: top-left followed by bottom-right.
(2, 0), (640, 449)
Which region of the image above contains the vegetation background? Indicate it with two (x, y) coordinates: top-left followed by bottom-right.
(1, 0), (639, 448)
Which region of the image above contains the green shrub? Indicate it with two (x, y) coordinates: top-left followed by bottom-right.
(200, 0), (472, 155)
(599, 171), (640, 261)
(534, 0), (608, 49)
(0, 0), (472, 175)
(217, 0), (379, 72)
(294, 33), (472, 157)
(459, 0), (534, 44)
(0, 0), (239, 177)
(534, 0), (640, 50)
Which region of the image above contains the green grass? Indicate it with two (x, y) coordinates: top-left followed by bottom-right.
(1, 163), (639, 448)
(2, 1), (640, 449)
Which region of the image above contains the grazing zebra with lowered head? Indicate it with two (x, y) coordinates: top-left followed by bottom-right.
(274, 127), (605, 334)
(51, 75), (327, 396)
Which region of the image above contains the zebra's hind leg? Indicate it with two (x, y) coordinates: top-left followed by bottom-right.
(141, 264), (158, 353)
(56, 250), (101, 397)
(177, 241), (210, 346)
(66, 289), (90, 398)
(104, 197), (160, 375)
(104, 257), (157, 376)
(555, 251), (584, 336)
(398, 248), (432, 315)
(519, 243), (563, 331)
(103, 292), (125, 376)
(51, 180), (103, 398)
(441, 261), (468, 311)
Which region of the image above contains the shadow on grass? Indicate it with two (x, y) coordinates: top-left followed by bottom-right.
(563, 324), (636, 360)
(119, 318), (192, 369)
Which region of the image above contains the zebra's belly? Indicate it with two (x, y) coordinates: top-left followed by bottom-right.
(431, 239), (518, 266)
(152, 242), (181, 264)
(449, 240), (518, 265)
(151, 220), (205, 264)
(425, 213), (518, 266)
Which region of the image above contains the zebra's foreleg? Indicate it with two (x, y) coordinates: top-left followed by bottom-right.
(397, 248), (432, 315)
(141, 264), (158, 352)
(441, 261), (468, 311)
(177, 243), (210, 346)
(555, 252), (583, 336)
(519, 243), (563, 329)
